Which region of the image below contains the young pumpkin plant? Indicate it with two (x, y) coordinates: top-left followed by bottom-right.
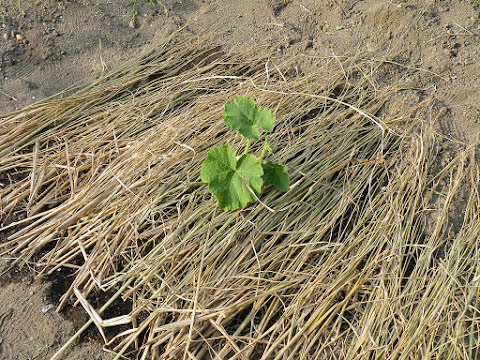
(201, 96), (289, 210)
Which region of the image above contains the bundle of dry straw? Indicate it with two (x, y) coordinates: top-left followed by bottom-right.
(1, 36), (480, 360)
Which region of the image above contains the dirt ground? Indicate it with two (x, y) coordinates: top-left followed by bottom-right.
(1, 0), (479, 358)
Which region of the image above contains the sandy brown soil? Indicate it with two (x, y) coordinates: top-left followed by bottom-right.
(1, 0), (480, 358)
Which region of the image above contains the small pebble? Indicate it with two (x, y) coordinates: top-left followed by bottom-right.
(42, 304), (54, 313)
(15, 34), (24, 41)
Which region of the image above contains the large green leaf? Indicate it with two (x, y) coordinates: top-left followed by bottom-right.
(224, 96), (275, 141)
(262, 161), (289, 192)
(201, 145), (264, 210)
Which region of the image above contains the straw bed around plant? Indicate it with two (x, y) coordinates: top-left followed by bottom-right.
(1, 37), (480, 359)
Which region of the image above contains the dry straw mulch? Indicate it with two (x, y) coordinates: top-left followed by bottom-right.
(1, 36), (480, 360)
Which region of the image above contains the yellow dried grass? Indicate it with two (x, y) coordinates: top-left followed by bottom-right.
(1, 35), (479, 360)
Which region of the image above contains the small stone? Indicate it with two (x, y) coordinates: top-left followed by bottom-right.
(42, 304), (54, 313)
(15, 33), (24, 41)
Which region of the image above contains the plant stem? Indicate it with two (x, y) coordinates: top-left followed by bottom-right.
(244, 139), (251, 154)
(259, 138), (271, 161)
(259, 142), (268, 161)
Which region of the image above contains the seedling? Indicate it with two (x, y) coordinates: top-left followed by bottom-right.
(201, 96), (289, 210)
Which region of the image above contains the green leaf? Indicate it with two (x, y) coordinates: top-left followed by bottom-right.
(262, 161), (289, 192)
(255, 106), (275, 132)
(201, 145), (263, 210)
(224, 96), (275, 141)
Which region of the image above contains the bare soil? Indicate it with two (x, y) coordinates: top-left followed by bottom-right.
(1, 0), (479, 358)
